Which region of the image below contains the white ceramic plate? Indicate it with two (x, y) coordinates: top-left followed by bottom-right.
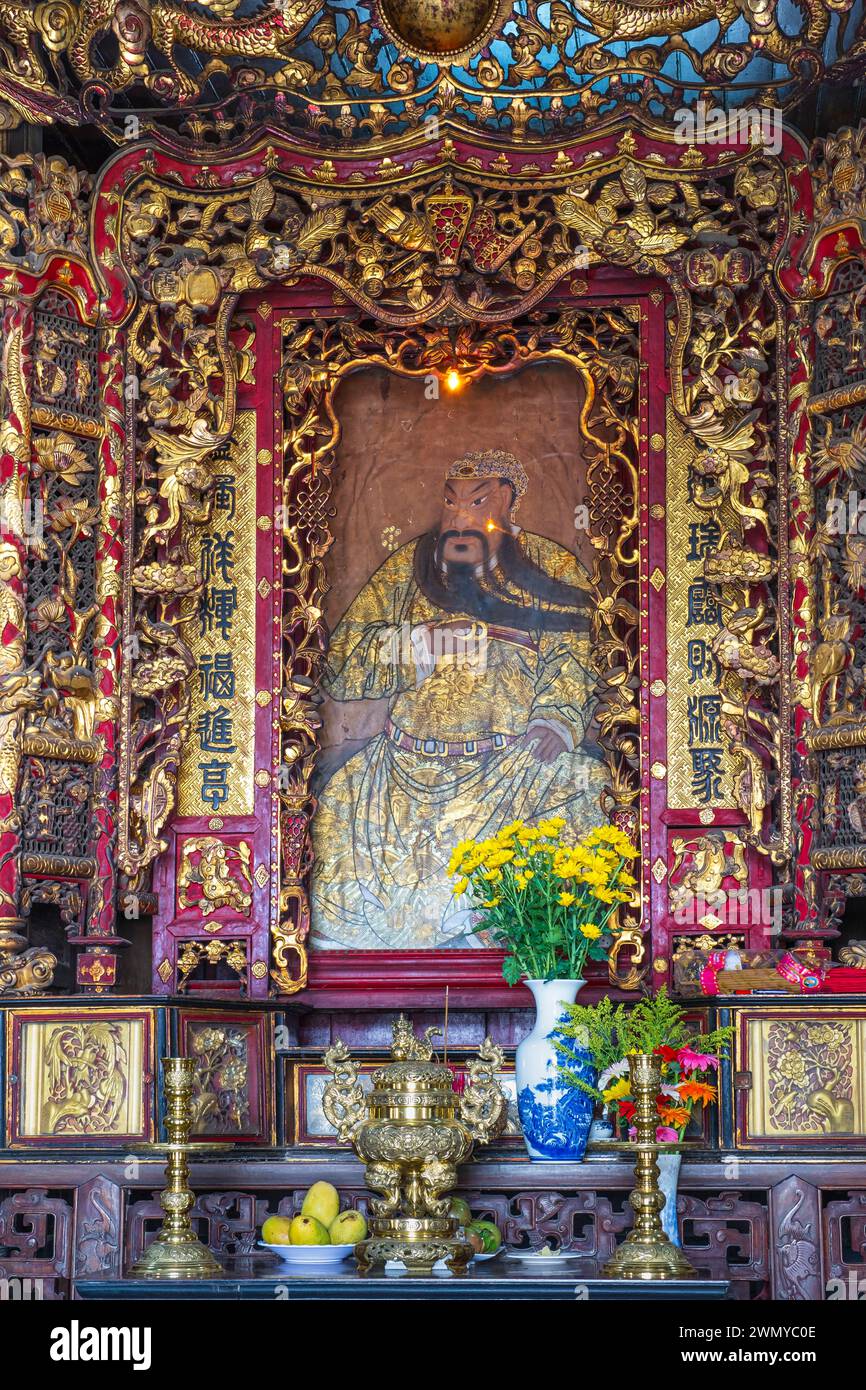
(257, 1240), (355, 1266)
(505, 1248), (581, 1262)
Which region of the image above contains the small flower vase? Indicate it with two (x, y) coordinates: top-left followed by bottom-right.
(657, 1149), (682, 1246)
(588, 1108), (615, 1144)
(515, 979), (594, 1162)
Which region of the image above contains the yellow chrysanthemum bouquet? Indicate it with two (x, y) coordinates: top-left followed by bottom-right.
(448, 817), (638, 985)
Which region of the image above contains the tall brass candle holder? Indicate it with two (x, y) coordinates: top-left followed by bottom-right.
(130, 1057), (225, 1280)
(603, 1052), (696, 1280)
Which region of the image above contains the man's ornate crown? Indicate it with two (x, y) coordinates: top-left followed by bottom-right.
(447, 449), (528, 501)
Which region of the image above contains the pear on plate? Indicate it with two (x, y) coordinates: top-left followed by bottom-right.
(289, 1215), (330, 1245)
(330, 1209), (367, 1244)
(261, 1215), (292, 1246)
(301, 1180), (340, 1229)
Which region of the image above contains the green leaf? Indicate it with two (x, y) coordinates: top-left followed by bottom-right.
(502, 955), (523, 986)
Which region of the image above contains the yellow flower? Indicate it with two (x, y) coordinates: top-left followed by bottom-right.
(602, 1077), (631, 1103)
(482, 896), (501, 908)
(448, 846), (467, 874)
(557, 891), (576, 907)
(580, 922), (603, 939)
(537, 816), (567, 837)
(553, 852), (574, 878)
(454, 878), (469, 897)
(515, 874), (528, 891)
(591, 887), (617, 904)
(582, 825), (637, 860)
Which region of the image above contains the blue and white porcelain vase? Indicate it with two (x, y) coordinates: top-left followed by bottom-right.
(515, 979), (595, 1162)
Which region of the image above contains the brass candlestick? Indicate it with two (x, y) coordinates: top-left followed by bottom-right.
(130, 1057), (225, 1280)
(603, 1052), (696, 1280)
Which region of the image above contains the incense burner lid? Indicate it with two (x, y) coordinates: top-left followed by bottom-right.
(371, 1059), (454, 1091)
(368, 1016), (455, 1108)
(322, 1015), (507, 1148)
(368, 1059), (457, 1112)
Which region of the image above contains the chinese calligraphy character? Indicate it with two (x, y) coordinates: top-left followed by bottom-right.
(686, 581), (722, 628)
(199, 760), (231, 810)
(198, 652), (236, 700)
(201, 530), (236, 585)
(687, 639), (719, 685)
(690, 748), (724, 803)
(686, 519), (721, 562)
(213, 473), (236, 521)
(200, 585), (238, 640)
(687, 694), (722, 745)
(196, 705), (237, 753)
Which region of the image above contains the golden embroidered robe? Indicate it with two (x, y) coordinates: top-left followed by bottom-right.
(311, 531), (608, 948)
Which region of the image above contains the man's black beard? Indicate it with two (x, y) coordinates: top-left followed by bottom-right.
(413, 529), (591, 634)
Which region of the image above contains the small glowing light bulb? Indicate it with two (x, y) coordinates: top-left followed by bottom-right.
(486, 520), (496, 532)
(445, 368), (461, 392)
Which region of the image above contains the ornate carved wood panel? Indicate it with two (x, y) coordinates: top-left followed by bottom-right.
(823, 1190), (866, 1292)
(0, 1187), (73, 1298)
(769, 1175), (824, 1301)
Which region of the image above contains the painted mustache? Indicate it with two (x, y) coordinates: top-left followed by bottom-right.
(435, 528), (489, 567)
(416, 528), (591, 634)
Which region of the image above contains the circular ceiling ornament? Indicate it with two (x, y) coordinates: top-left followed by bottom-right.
(375, 0), (512, 63)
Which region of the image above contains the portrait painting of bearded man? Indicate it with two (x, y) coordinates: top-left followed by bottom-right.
(310, 448), (608, 949)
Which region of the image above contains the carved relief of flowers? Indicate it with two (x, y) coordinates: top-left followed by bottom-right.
(132, 560), (200, 597)
(32, 432), (92, 485)
(30, 595), (67, 631)
(48, 497), (99, 537)
(778, 1051), (807, 1086)
(131, 654), (191, 697)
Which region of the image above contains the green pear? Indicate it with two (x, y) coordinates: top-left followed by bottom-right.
(450, 1197), (472, 1226)
(301, 1180), (340, 1228)
(465, 1227), (485, 1255)
(289, 1214), (330, 1245)
(329, 1209), (367, 1244)
(261, 1215), (292, 1246)
(467, 1219), (502, 1253)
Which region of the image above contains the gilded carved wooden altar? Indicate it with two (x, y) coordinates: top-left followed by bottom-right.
(0, 0), (862, 1003)
(0, 0), (864, 1308)
(0, 117), (847, 1003)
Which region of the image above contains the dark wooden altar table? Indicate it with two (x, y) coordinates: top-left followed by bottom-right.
(75, 1254), (729, 1301)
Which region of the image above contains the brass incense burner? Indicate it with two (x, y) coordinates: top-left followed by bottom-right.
(323, 1015), (506, 1273)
